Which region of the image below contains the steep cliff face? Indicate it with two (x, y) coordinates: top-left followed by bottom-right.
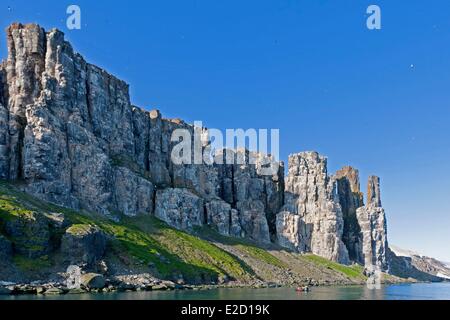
(336, 167), (364, 264)
(276, 152), (350, 264)
(276, 154), (391, 269)
(335, 170), (390, 272)
(1, 23), (136, 213)
(0, 23), (392, 269)
(215, 149), (284, 243)
(356, 176), (389, 272)
(0, 61), (7, 177)
(0, 23), (283, 244)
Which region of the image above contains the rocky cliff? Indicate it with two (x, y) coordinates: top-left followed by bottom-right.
(389, 246), (450, 281)
(0, 23), (392, 273)
(356, 176), (389, 272)
(0, 23), (285, 245)
(275, 153), (391, 271)
(276, 152), (350, 264)
(335, 166), (364, 264)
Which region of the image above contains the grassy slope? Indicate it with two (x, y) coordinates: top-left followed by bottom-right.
(303, 254), (366, 280)
(0, 181), (368, 285)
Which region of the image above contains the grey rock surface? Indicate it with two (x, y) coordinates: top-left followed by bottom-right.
(205, 199), (242, 237)
(336, 166), (364, 264)
(215, 149), (284, 243)
(113, 167), (154, 217)
(0, 61), (7, 178)
(367, 176), (382, 207)
(388, 246), (450, 281)
(277, 156), (390, 270)
(0, 24), (155, 217)
(0, 24), (284, 246)
(239, 200), (271, 244)
(60, 224), (107, 267)
(276, 211), (303, 251)
(65, 265), (82, 289)
(80, 273), (106, 289)
(356, 176), (389, 272)
(278, 152), (350, 264)
(154, 188), (204, 231)
(0, 23), (393, 270)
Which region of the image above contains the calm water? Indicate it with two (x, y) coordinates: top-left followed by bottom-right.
(2, 283), (450, 300)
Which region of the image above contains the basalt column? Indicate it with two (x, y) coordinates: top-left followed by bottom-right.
(276, 152), (350, 264)
(356, 176), (389, 272)
(336, 167), (365, 264)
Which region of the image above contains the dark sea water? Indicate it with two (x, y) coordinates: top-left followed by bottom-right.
(2, 283), (450, 300)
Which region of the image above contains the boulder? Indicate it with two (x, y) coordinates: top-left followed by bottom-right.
(3, 211), (51, 258)
(65, 265), (82, 289)
(80, 273), (106, 290)
(61, 224), (106, 266)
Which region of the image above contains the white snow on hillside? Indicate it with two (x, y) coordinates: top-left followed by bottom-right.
(390, 245), (422, 258)
(437, 273), (450, 280)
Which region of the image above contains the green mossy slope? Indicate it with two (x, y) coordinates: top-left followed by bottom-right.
(0, 181), (368, 285)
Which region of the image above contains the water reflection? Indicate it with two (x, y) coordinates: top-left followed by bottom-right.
(2, 283), (450, 300)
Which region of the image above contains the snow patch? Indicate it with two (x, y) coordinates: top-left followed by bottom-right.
(437, 273), (450, 280)
(390, 245), (421, 258)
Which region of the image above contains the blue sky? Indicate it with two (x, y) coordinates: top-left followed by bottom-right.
(1, 0), (450, 261)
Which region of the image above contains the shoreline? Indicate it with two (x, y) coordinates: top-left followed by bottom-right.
(0, 275), (420, 298)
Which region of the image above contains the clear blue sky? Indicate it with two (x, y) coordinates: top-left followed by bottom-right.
(1, 0), (449, 261)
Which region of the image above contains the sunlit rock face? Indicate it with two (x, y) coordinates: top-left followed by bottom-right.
(277, 155), (390, 269)
(0, 23), (390, 263)
(215, 149), (284, 243)
(277, 152), (350, 265)
(0, 23), (285, 245)
(356, 176), (389, 272)
(154, 188), (204, 231)
(336, 166), (365, 264)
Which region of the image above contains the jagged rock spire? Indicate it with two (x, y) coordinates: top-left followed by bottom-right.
(335, 166), (364, 264)
(3, 24), (47, 180)
(336, 166), (361, 194)
(0, 61), (7, 178)
(356, 176), (389, 272)
(367, 175), (382, 207)
(277, 152), (350, 265)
